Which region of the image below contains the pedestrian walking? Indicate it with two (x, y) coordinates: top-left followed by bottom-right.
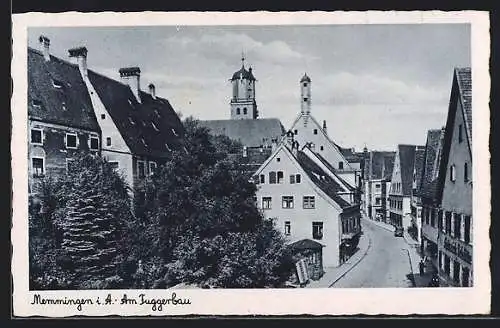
(419, 259), (425, 276)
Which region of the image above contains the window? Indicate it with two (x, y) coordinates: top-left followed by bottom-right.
(339, 161), (344, 170)
(303, 97), (308, 102)
(312, 222), (323, 240)
(320, 146), (324, 151)
(431, 208), (436, 227)
(149, 161), (157, 175)
(52, 79), (64, 89)
(101, 114), (106, 119)
(106, 137), (112, 147)
(290, 174), (295, 184)
(464, 215), (471, 244)
(445, 211), (452, 234)
(313, 129), (318, 135)
(464, 162), (469, 182)
(438, 209), (443, 230)
(303, 82), (307, 87)
(32, 157), (44, 176)
(284, 221), (291, 236)
(137, 161), (146, 179)
(109, 161), (119, 171)
(30, 129), (43, 145)
(454, 214), (462, 240)
(294, 129), (298, 135)
(458, 124), (463, 143)
(277, 157), (281, 162)
(444, 255), (451, 276)
(236, 108), (241, 115)
(450, 164), (456, 182)
(269, 171), (277, 184)
(303, 196), (315, 209)
(277, 171), (284, 184)
(262, 197), (272, 209)
(282, 196), (294, 209)
(425, 208), (430, 225)
(375, 197), (381, 205)
(65, 133), (78, 149)
(453, 261), (460, 285)
(462, 267), (470, 287)
(375, 183), (381, 189)
(260, 174), (265, 184)
(243, 108), (247, 115)
(295, 174), (301, 183)
(89, 136), (99, 150)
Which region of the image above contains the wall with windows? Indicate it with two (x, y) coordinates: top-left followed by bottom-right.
(28, 120), (100, 194)
(254, 146), (342, 267)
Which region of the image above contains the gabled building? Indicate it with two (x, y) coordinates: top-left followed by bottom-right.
(28, 35), (184, 199)
(388, 144), (425, 229)
(408, 146), (426, 242)
(252, 132), (361, 273)
(363, 151), (396, 223)
(28, 37), (101, 196)
(288, 74), (361, 190)
(418, 128), (445, 276)
(434, 67), (473, 287)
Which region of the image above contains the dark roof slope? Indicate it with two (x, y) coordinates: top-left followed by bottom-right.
(295, 150), (351, 208)
(398, 145), (417, 196)
(87, 70), (184, 159)
(413, 147), (426, 192)
(383, 153), (396, 180)
(370, 151), (396, 180)
(198, 118), (285, 148)
(456, 67), (472, 146)
(314, 152), (355, 191)
(289, 239), (323, 251)
(28, 47), (99, 131)
(418, 129), (443, 200)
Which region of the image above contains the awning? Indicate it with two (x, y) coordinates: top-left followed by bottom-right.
(289, 239), (324, 251)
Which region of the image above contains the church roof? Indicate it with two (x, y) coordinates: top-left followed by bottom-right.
(230, 65), (256, 81)
(300, 73), (311, 83)
(198, 118), (285, 148)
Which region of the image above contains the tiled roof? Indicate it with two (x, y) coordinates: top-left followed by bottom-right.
(456, 67), (472, 146)
(87, 70), (184, 159)
(198, 118), (285, 148)
(289, 238), (323, 251)
(418, 129), (443, 200)
(295, 150), (352, 208)
(370, 151), (396, 180)
(413, 147), (426, 192)
(398, 144), (417, 196)
(300, 73), (311, 83)
(313, 152), (356, 191)
(28, 48), (100, 131)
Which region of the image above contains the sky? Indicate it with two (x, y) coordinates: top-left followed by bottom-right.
(28, 24), (470, 151)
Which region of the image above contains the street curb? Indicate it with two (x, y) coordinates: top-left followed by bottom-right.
(405, 248), (417, 287)
(329, 227), (372, 287)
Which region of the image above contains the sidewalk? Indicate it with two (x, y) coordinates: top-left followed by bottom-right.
(306, 228), (371, 288)
(366, 218), (394, 233)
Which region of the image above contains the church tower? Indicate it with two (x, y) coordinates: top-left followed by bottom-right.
(230, 55), (258, 120)
(300, 73), (311, 114)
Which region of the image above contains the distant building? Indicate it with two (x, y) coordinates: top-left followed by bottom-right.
(252, 132), (361, 271)
(408, 146), (426, 242)
(28, 36), (184, 201)
(388, 144), (425, 229)
(198, 57), (285, 175)
(418, 128), (445, 278)
(434, 67), (473, 287)
(362, 151), (396, 223)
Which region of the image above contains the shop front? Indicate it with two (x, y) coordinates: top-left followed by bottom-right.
(288, 239), (325, 283)
(437, 233), (473, 287)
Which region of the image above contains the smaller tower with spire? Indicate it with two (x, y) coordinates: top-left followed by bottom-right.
(300, 73), (311, 114)
(229, 54), (258, 119)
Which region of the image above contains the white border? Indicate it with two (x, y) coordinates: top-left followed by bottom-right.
(12, 11), (491, 316)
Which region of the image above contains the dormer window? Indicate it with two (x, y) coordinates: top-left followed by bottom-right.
(52, 79), (64, 89)
(339, 161), (344, 170)
(313, 129), (318, 135)
(165, 143), (172, 151)
(154, 109), (161, 118)
(101, 114), (106, 120)
(172, 128), (178, 136)
(141, 138), (147, 147)
(32, 99), (43, 109)
(128, 117), (135, 125)
(61, 102), (67, 111)
(151, 122), (159, 132)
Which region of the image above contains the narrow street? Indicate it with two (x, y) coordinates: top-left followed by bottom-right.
(332, 217), (414, 288)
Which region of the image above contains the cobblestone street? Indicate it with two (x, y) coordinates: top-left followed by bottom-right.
(332, 217), (414, 288)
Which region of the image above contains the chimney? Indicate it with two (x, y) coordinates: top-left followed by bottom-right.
(291, 140), (300, 156)
(242, 146), (248, 158)
(285, 130), (294, 146)
(148, 83), (156, 99)
(68, 46), (88, 77)
(39, 35), (50, 61)
(119, 67), (141, 103)
(323, 120), (327, 134)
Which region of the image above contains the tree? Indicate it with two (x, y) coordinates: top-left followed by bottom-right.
(141, 117), (294, 288)
(55, 153), (133, 287)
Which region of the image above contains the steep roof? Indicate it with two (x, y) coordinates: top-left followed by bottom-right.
(87, 70), (184, 159)
(28, 47), (100, 131)
(295, 150), (352, 208)
(313, 152), (356, 191)
(413, 147), (426, 192)
(198, 118), (285, 148)
(436, 67), (472, 202)
(418, 129), (443, 200)
(370, 151), (396, 180)
(230, 65), (256, 81)
(398, 145), (417, 196)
